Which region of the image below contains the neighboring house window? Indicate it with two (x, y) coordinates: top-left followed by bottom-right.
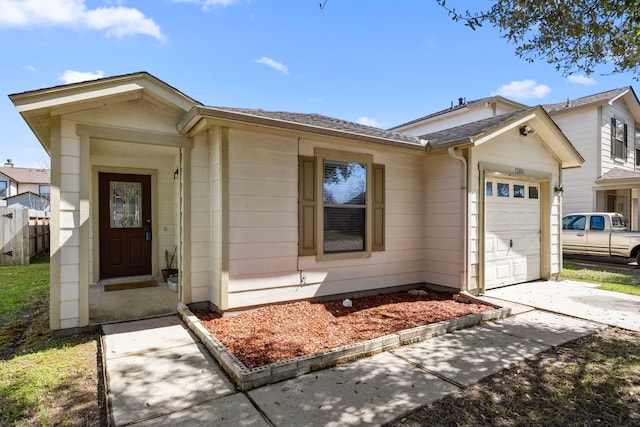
(611, 117), (628, 160)
(298, 151), (385, 257)
(39, 185), (50, 198)
(0, 181), (6, 198)
(635, 127), (640, 166)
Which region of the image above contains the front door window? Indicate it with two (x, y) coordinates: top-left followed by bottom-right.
(110, 181), (142, 228)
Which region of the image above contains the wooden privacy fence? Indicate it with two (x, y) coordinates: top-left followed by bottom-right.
(0, 205), (50, 266)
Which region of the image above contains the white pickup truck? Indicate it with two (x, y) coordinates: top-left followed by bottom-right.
(562, 212), (640, 263)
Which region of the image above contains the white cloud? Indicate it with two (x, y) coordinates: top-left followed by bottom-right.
(59, 69), (104, 84)
(357, 117), (382, 128)
(492, 79), (552, 100)
(24, 64), (36, 71)
(567, 75), (597, 86)
(255, 57), (289, 75)
(172, 0), (241, 10)
(0, 0), (164, 40)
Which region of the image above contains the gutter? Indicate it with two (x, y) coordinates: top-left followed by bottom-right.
(448, 147), (468, 291)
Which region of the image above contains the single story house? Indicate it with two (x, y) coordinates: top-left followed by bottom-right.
(9, 72), (583, 330)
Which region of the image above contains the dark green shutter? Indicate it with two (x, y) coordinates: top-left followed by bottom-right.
(372, 163), (385, 252)
(624, 123), (628, 159)
(299, 156), (316, 256)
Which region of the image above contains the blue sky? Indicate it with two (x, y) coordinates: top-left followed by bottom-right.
(1, 0), (637, 168)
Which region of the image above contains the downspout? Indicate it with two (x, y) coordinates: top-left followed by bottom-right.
(448, 147), (468, 291)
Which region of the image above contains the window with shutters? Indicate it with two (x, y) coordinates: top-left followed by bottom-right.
(298, 149), (384, 259)
(611, 118), (628, 160)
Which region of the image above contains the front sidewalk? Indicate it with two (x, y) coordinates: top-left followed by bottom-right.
(102, 308), (602, 425)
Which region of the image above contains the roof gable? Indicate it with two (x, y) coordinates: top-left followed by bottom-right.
(421, 106), (584, 169)
(9, 72), (200, 153)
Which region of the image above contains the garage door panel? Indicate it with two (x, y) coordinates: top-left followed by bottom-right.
(485, 178), (541, 290)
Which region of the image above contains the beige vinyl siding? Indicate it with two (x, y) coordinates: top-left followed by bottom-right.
(225, 132), (425, 309)
(424, 151), (464, 288)
(225, 129), (299, 306)
(550, 108), (600, 215)
(189, 132), (211, 303)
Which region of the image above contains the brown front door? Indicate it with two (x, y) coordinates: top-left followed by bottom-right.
(99, 173), (152, 279)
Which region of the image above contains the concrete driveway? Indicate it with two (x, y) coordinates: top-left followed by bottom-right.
(485, 280), (640, 331)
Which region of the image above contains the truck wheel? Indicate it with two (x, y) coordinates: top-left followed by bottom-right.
(635, 252), (640, 266)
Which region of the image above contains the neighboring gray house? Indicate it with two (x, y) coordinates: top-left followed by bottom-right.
(4, 191), (51, 212)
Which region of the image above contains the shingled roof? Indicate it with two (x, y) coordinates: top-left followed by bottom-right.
(388, 96), (527, 130)
(0, 167), (50, 184)
(185, 105), (426, 148)
(419, 109), (531, 151)
(596, 167), (640, 182)
(543, 87), (634, 113)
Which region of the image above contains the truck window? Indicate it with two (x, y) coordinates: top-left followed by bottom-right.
(611, 216), (626, 229)
(562, 215), (586, 230)
(590, 216), (605, 230)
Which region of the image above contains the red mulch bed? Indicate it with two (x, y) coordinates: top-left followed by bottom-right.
(194, 290), (493, 369)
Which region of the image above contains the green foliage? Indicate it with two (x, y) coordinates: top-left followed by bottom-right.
(436, 0), (640, 77)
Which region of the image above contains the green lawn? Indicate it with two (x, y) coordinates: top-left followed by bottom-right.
(0, 257), (105, 426)
(561, 260), (640, 296)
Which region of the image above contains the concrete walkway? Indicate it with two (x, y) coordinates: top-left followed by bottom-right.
(102, 304), (605, 426)
(485, 280), (640, 331)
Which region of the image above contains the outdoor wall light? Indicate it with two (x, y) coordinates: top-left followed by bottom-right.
(554, 185), (564, 195)
(519, 124), (536, 136)
(174, 169), (179, 180)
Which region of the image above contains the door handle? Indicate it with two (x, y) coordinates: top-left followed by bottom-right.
(145, 219), (152, 241)
(509, 239), (513, 248)
(577, 233), (584, 236)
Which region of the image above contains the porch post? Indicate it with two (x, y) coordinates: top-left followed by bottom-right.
(181, 146), (192, 304)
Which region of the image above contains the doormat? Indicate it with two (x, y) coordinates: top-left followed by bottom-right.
(104, 280), (159, 292)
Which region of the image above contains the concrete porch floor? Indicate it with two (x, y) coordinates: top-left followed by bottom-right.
(89, 278), (179, 324)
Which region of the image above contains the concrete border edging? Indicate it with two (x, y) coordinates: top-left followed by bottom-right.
(179, 304), (511, 391)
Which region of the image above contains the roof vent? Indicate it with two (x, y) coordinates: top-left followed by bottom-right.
(458, 97), (464, 106)
(4, 159), (14, 167)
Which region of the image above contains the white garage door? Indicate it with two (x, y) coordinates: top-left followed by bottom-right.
(485, 178), (541, 290)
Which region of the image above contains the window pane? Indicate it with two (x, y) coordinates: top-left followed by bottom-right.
(39, 185), (50, 198)
(0, 181), (6, 198)
(323, 160), (366, 205)
(110, 181), (141, 228)
(514, 184), (525, 198)
(486, 182), (493, 196)
(590, 216), (605, 230)
(529, 186), (539, 199)
(323, 159), (367, 253)
(324, 207), (365, 253)
(497, 183), (509, 197)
